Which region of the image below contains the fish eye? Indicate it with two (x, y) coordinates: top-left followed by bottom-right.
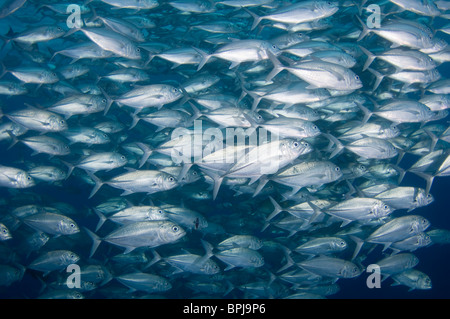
(70, 223), (75, 228)
(102, 99), (106, 103)
(427, 194), (432, 198)
(168, 176), (174, 182)
(192, 171), (197, 175)
(355, 75), (359, 80)
(27, 176), (32, 180)
(293, 142), (299, 147)
(158, 210), (163, 214)
(312, 125), (318, 130)
(52, 72), (57, 77)
(272, 45), (277, 49)
(384, 205), (388, 210)
(172, 226), (179, 232)
(136, 48), (140, 52)
(58, 27), (62, 31)
(121, 156), (126, 160)
(335, 167), (340, 171)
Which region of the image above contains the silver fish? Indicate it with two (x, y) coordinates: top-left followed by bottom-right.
(84, 220), (186, 256)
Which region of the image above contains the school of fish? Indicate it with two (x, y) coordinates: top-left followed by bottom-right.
(0, 0), (449, 299)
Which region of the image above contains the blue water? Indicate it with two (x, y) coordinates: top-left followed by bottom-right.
(0, 1), (449, 300)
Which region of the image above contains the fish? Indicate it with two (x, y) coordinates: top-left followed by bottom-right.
(376, 253), (419, 277)
(115, 84), (184, 111)
(21, 212), (79, 236)
(297, 256), (361, 279)
(28, 166), (67, 183)
(294, 237), (347, 256)
(365, 215), (431, 250)
(115, 272), (172, 293)
(88, 169), (178, 198)
(28, 250), (80, 276)
(217, 235), (263, 251)
(391, 269), (432, 291)
(84, 220), (186, 256)
(0, 165), (35, 188)
(246, 1), (339, 31)
(214, 247), (264, 271)
(150, 242), (220, 275)
(67, 27), (143, 60)
(194, 39), (282, 70)
(0, 223), (12, 241)
(93, 205), (168, 231)
(0, 0), (449, 300)
(6, 107), (68, 133)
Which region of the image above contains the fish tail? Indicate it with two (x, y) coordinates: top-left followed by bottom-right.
(367, 67), (385, 92)
(93, 208), (107, 232)
(253, 175), (268, 197)
(324, 133), (344, 159)
(83, 226), (102, 258)
(135, 142), (153, 169)
(0, 26), (13, 50)
(0, 61), (8, 80)
(355, 14), (372, 42)
(265, 51), (284, 82)
(355, 101), (372, 124)
(349, 235), (364, 261)
(276, 245), (294, 273)
(99, 87), (113, 116)
(266, 196), (283, 221)
(60, 159), (75, 179)
(243, 7), (262, 31)
(301, 201), (323, 230)
(144, 249), (162, 269)
(358, 45), (377, 71)
(87, 172), (104, 199)
(128, 112), (140, 130)
(422, 127), (439, 153)
(192, 46), (211, 71)
(188, 101), (202, 122)
(5, 130), (19, 150)
(411, 171), (435, 195)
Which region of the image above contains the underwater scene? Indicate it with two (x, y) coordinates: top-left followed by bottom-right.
(0, 0), (449, 300)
